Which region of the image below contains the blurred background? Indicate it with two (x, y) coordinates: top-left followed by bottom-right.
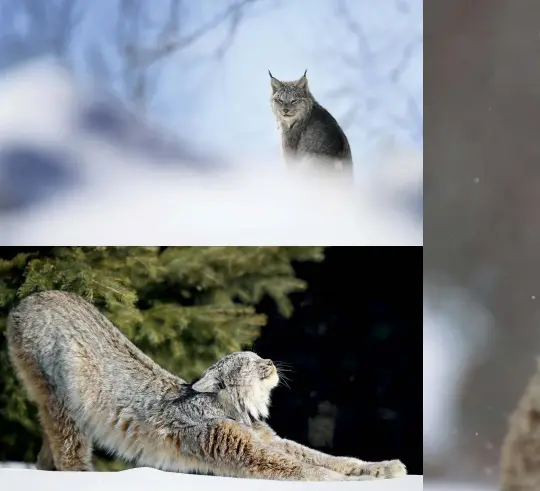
(0, 246), (422, 474)
(425, 1), (540, 490)
(0, 0), (422, 245)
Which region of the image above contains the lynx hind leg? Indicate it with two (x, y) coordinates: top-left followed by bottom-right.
(39, 397), (93, 471)
(9, 347), (93, 471)
(196, 420), (357, 481)
(8, 347), (61, 470)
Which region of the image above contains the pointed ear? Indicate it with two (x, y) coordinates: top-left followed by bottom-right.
(191, 372), (219, 393)
(295, 70), (308, 90)
(269, 70), (282, 93)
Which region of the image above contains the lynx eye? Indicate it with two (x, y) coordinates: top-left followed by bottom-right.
(275, 99), (283, 104)
(291, 99), (298, 104)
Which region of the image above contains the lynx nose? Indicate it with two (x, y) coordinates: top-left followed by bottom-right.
(282, 108), (289, 114)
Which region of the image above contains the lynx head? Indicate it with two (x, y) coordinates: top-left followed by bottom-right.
(269, 70), (313, 127)
(191, 351), (279, 422)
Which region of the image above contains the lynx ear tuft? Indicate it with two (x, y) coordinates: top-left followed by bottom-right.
(295, 71), (308, 90)
(269, 70), (282, 92)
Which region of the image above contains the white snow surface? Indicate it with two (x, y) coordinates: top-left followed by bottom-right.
(423, 483), (494, 491)
(0, 468), (422, 491)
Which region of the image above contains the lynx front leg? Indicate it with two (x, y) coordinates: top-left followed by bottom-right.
(188, 420), (366, 481)
(252, 421), (406, 479)
(36, 433), (57, 470)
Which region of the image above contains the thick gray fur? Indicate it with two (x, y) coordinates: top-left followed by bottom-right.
(269, 70), (353, 175)
(6, 290), (405, 480)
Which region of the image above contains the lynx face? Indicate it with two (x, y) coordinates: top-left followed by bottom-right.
(269, 72), (312, 126)
(199, 351), (279, 388)
(191, 351), (279, 421)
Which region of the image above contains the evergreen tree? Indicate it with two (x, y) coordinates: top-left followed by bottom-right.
(0, 246), (324, 464)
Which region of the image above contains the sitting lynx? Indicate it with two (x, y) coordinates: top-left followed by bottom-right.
(7, 290), (406, 480)
(269, 70), (353, 176)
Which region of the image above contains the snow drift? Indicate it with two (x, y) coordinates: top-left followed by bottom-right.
(0, 467), (422, 491)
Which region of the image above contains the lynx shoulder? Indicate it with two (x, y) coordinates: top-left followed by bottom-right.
(6, 290), (404, 480)
(269, 70), (353, 175)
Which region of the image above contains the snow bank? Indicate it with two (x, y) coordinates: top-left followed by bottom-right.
(0, 468), (422, 491)
(423, 482), (494, 491)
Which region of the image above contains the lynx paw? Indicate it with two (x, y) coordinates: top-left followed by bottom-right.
(366, 460), (407, 479)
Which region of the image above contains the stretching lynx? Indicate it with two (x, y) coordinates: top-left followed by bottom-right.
(7, 290), (406, 480)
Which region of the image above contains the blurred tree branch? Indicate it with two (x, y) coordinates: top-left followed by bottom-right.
(0, 0), (84, 70)
(0, 0), (264, 115)
(111, 0), (264, 114)
(328, 0), (422, 145)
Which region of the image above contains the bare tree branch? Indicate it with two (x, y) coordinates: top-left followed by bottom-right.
(86, 43), (112, 87)
(122, 0), (261, 67)
(330, 0), (422, 144)
(0, 0), (84, 69)
(51, 0), (84, 62)
(113, 0), (262, 113)
(0, 0), (266, 119)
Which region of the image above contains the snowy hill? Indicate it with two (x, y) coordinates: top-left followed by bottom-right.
(0, 468), (422, 491)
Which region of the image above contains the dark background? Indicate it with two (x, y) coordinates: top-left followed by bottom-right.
(254, 246), (422, 475)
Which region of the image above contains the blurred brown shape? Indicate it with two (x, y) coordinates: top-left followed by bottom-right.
(500, 359), (540, 491)
(426, 0), (540, 480)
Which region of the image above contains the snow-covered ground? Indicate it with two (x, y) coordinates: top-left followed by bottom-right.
(423, 483), (494, 491)
(0, 61), (422, 246)
(0, 467), (422, 491)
